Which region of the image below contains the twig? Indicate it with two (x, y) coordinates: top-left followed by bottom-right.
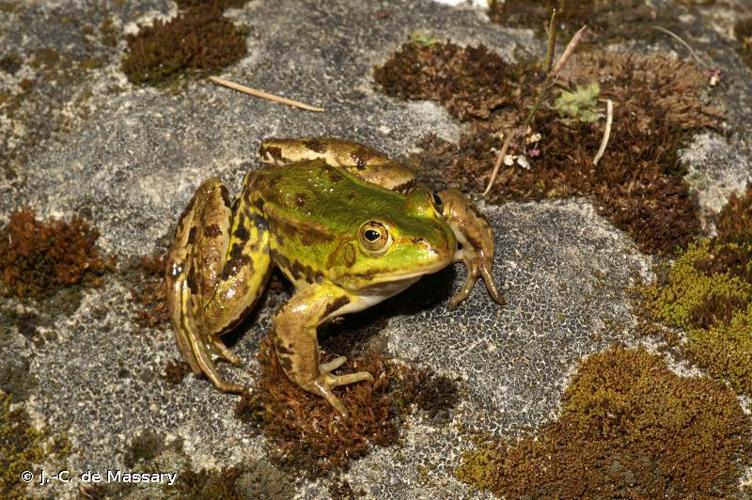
(652, 26), (708, 68)
(209, 76), (325, 112)
(544, 9), (558, 73)
(482, 23), (588, 197)
(593, 99), (613, 166)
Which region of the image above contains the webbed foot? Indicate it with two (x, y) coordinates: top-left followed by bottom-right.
(439, 188), (506, 308)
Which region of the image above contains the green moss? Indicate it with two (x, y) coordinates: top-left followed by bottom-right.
(643, 240), (752, 330)
(1, 391), (71, 499)
(641, 187), (752, 396)
(456, 347), (752, 498)
(121, 5), (248, 86)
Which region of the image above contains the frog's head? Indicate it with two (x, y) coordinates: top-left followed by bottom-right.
(331, 188), (457, 296)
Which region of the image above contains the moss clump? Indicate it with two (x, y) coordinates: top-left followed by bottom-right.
(1, 392), (71, 499)
(125, 254), (170, 329)
(0, 208), (111, 300)
(456, 347), (752, 498)
(253, 334), (460, 477)
(735, 17), (752, 70)
(488, 0), (683, 45)
(395, 46), (716, 255)
(642, 187), (752, 395)
(176, 0), (249, 9)
(373, 41), (514, 121)
(122, 4), (247, 86)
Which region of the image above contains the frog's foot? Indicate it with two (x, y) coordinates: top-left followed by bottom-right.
(187, 330), (246, 393)
(304, 356), (372, 417)
(439, 188), (506, 309)
(208, 336), (242, 365)
(449, 248), (505, 309)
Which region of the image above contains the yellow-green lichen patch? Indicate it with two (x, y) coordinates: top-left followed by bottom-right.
(1, 392), (71, 499)
(455, 347), (752, 498)
(0, 208), (112, 300)
(642, 186), (752, 395)
(121, 4), (248, 86)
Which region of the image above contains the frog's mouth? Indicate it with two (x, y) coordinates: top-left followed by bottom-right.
(349, 261), (450, 297)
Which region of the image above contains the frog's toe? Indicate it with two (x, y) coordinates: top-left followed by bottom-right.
(329, 371), (374, 387)
(208, 337), (242, 365)
(320, 356), (347, 373)
(450, 251), (505, 308)
(308, 371), (375, 417)
(479, 259), (506, 306)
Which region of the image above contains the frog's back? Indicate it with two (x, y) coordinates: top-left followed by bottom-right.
(248, 159), (405, 276)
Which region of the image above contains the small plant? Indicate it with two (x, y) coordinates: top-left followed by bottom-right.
(410, 31), (440, 49)
(554, 81), (601, 124)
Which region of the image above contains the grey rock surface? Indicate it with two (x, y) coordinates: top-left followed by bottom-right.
(1, 0), (750, 498)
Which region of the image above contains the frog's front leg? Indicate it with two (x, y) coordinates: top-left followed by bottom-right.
(273, 283), (373, 417)
(439, 188), (505, 308)
(165, 177), (271, 394)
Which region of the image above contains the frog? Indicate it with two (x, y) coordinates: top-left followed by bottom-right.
(165, 137), (504, 417)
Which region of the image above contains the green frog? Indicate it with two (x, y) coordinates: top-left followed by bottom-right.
(165, 138), (504, 416)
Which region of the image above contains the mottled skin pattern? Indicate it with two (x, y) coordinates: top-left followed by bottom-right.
(166, 138), (504, 416)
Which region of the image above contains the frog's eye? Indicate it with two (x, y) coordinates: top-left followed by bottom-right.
(432, 191), (444, 215)
(359, 221), (392, 255)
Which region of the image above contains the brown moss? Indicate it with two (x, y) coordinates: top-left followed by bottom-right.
(122, 4), (248, 86)
(176, 0), (250, 9)
(716, 185), (752, 245)
(396, 47), (718, 256)
(456, 347), (752, 498)
(254, 334), (460, 477)
(373, 41), (515, 121)
(488, 0), (683, 45)
(125, 254), (170, 329)
(0, 208), (112, 299)
(255, 335), (399, 476)
(735, 17), (752, 69)
(162, 359), (191, 385)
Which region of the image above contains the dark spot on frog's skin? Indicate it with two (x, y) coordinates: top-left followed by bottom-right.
(250, 213), (268, 233)
(252, 198), (265, 212)
(233, 224), (249, 241)
(221, 245), (252, 279)
(230, 243), (244, 259)
(412, 237), (426, 245)
(220, 185), (232, 209)
(295, 193), (307, 207)
(395, 178), (417, 193)
(323, 295), (350, 318)
(187, 226), (197, 244)
(204, 224), (222, 238)
(233, 213), (250, 241)
(343, 243), (356, 267)
(303, 139), (326, 152)
(350, 148), (371, 170)
(324, 166), (342, 183)
(187, 267), (198, 294)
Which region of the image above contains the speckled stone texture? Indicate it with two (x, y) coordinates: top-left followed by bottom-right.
(1, 0), (751, 498)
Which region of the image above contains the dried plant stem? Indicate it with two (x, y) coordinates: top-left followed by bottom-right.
(209, 76), (325, 112)
(482, 24), (588, 197)
(652, 26), (708, 68)
(593, 99), (613, 166)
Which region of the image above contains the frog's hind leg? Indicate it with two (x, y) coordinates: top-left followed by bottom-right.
(272, 284), (373, 417)
(166, 178), (271, 394)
